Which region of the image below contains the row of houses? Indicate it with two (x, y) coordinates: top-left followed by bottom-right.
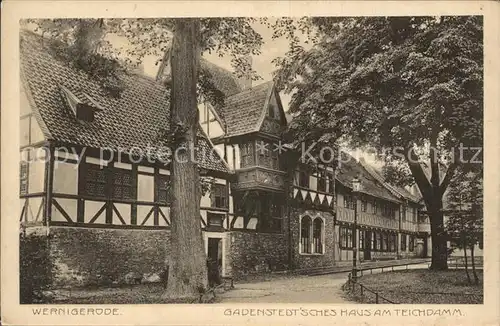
(19, 30), (432, 288)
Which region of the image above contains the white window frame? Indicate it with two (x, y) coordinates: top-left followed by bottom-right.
(299, 214), (326, 255)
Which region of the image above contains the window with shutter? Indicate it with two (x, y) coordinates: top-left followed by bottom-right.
(81, 163), (107, 199)
(112, 168), (136, 201)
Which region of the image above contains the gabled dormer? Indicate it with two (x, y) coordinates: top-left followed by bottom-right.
(60, 85), (102, 122)
(258, 84), (287, 138)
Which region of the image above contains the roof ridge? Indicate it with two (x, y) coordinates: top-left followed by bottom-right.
(358, 157), (422, 204)
(226, 80), (274, 100)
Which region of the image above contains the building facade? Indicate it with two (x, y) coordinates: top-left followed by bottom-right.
(19, 30), (431, 289)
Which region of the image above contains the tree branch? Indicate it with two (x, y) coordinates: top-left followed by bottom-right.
(439, 161), (458, 197)
(404, 145), (433, 205)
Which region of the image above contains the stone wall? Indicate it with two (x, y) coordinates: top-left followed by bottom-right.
(48, 227), (170, 288)
(228, 231), (288, 280)
(289, 209), (336, 270)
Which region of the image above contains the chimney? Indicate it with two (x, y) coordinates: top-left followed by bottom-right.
(237, 55), (253, 91)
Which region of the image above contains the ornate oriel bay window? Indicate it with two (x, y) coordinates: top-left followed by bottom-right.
(300, 215), (325, 254)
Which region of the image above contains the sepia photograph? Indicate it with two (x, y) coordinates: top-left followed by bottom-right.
(17, 15), (484, 306)
(2, 1), (499, 325)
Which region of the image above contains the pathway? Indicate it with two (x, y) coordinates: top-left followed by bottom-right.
(219, 262), (430, 303)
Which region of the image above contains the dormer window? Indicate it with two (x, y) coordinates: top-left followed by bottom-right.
(60, 85), (102, 122)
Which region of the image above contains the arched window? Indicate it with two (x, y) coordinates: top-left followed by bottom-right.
(300, 216), (312, 254)
(312, 218), (324, 254)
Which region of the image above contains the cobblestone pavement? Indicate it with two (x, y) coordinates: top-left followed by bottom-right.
(219, 263), (430, 303)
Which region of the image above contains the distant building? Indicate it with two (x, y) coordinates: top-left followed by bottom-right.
(19, 30), (431, 289)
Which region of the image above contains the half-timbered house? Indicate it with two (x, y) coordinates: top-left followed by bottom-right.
(19, 29), (432, 288)
(19, 31), (233, 286)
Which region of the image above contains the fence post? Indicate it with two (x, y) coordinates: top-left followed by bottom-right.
(375, 293), (379, 304)
(370, 269), (373, 274)
(360, 285), (363, 296)
(392, 266), (394, 272)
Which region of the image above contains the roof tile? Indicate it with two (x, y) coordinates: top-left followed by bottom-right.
(20, 30), (229, 174)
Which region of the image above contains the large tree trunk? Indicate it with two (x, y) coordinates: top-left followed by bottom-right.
(163, 18), (207, 300)
(463, 236), (471, 284)
(470, 243), (479, 285)
(428, 206), (448, 270)
(406, 146), (450, 270)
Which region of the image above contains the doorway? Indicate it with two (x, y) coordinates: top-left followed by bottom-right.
(207, 238), (223, 269)
(363, 231), (372, 261)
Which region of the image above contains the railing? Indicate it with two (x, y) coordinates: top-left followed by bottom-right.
(336, 206), (355, 223)
(344, 258), (483, 304)
(401, 220), (418, 232)
(417, 222), (431, 233)
(345, 272), (398, 304)
(356, 259), (431, 276)
(359, 212), (398, 229)
(427, 257), (484, 269)
(342, 259), (432, 304)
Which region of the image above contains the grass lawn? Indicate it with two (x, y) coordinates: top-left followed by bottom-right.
(346, 269), (483, 304)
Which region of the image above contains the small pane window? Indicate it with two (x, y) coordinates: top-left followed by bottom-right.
(211, 184), (227, 209)
(409, 235), (415, 252)
(20, 161), (29, 195)
(301, 216), (312, 254)
(312, 218), (324, 254)
(317, 172), (326, 193)
(299, 171), (309, 188)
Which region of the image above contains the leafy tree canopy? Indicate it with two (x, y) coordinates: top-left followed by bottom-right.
(273, 16), (483, 189)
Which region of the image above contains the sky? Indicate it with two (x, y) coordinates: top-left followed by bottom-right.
(136, 20), (297, 111)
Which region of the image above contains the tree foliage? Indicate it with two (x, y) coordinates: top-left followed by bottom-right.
(445, 168), (483, 284)
(273, 16), (483, 270)
(275, 16), (482, 162)
(26, 18), (267, 100)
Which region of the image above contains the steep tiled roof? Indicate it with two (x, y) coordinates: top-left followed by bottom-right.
(156, 52), (242, 99)
(200, 59), (242, 97)
(155, 45), (273, 138)
(215, 81), (274, 137)
(358, 158), (422, 204)
(336, 152), (402, 203)
(20, 30), (230, 174)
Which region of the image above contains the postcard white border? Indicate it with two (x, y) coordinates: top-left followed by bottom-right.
(2, 1), (499, 325)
